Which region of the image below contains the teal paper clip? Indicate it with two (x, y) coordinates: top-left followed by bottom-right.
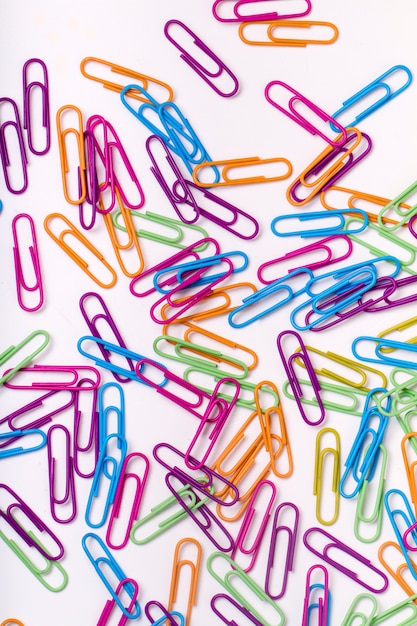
(330, 65), (412, 130)
(340, 593), (378, 626)
(271, 209), (368, 238)
(354, 444), (387, 543)
(0, 330), (49, 385)
(0, 429), (47, 458)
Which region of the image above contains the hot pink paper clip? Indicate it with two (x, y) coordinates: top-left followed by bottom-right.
(3, 364), (101, 391)
(212, 0), (311, 22)
(12, 213), (44, 312)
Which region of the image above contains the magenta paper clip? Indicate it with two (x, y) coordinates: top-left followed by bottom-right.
(265, 81), (348, 146)
(3, 364), (100, 390)
(303, 527), (388, 592)
(212, 0), (311, 22)
(153, 442), (239, 506)
(47, 424), (76, 524)
(257, 235), (353, 283)
(211, 593), (264, 626)
(276, 330), (325, 426)
(22, 58), (50, 155)
(80, 292), (135, 383)
(12, 213), (44, 312)
(232, 480), (276, 572)
(0, 429), (47, 458)
(265, 502), (299, 600)
(97, 577), (141, 626)
(84, 116), (113, 213)
(0, 483), (64, 561)
(166, 472), (235, 552)
(145, 600), (185, 626)
(0, 97), (28, 194)
(164, 20), (239, 97)
(301, 564), (329, 626)
(73, 378), (99, 479)
(106, 452), (149, 550)
(82, 533), (141, 619)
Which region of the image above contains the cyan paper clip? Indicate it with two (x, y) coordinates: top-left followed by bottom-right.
(352, 336), (417, 370)
(98, 382), (125, 452)
(0, 429), (47, 459)
(384, 488), (417, 580)
(271, 209), (368, 238)
(330, 65), (413, 131)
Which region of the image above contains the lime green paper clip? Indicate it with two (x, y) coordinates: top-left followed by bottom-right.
(0, 330), (49, 385)
(364, 593), (417, 626)
(354, 444), (387, 543)
(340, 593), (377, 626)
(282, 376), (368, 416)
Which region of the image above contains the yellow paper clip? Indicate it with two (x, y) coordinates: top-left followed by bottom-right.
(80, 56), (174, 103)
(239, 19), (338, 47)
(56, 105), (87, 205)
(44, 213), (117, 288)
(168, 537), (202, 626)
(377, 316), (417, 353)
(313, 428), (340, 525)
(192, 156), (292, 187)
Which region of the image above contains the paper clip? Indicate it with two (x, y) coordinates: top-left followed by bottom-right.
(168, 537), (202, 625)
(144, 601), (185, 626)
(276, 329), (325, 426)
(0, 329), (49, 385)
(192, 155), (292, 187)
(352, 335), (417, 370)
(164, 20), (239, 97)
(85, 433), (127, 528)
(378, 540), (417, 599)
(12, 213), (44, 312)
(0, 621), (25, 626)
(402, 433), (417, 517)
(377, 178), (417, 232)
(2, 364), (100, 391)
(56, 105), (87, 204)
(239, 20), (338, 47)
(370, 594), (417, 625)
(354, 444), (387, 544)
(271, 209), (368, 238)
(232, 480), (276, 572)
(98, 578), (145, 626)
(106, 452), (149, 550)
(340, 593), (378, 626)
(330, 65), (413, 130)
(212, 0), (312, 22)
(313, 428), (340, 525)
(206, 552), (286, 626)
(79, 292), (135, 383)
(211, 593), (263, 626)
(265, 501), (299, 600)
(22, 58), (50, 155)
(0, 97), (28, 194)
(303, 527), (388, 593)
(384, 488), (417, 579)
(0, 429), (47, 459)
(80, 56), (174, 103)
(265, 80), (347, 146)
(47, 424), (76, 524)
(44, 213), (117, 288)
(0, 483), (65, 561)
(82, 533), (141, 619)
(301, 564), (329, 626)
(98, 382), (125, 452)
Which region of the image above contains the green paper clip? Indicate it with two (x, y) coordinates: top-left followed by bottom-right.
(0, 330), (50, 385)
(354, 444), (387, 543)
(340, 593), (377, 626)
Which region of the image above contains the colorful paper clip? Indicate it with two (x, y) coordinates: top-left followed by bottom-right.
(22, 58), (50, 155)
(98, 381), (125, 451)
(210, 593), (264, 626)
(271, 209), (368, 238)
(0, 329), (49, 385)
(11, 213), (44, 312)
(192, 155), (292, 187)
(168, 537), (202, 625)
(0, 97), (28, 194)
(239, 20), (338, 47)
(2, 364), (100, 391)
(265, 80), (348, 146)
(340, 593), (378, 626)
(313, 428), (340, 525)
(369, 595), (417, 626)
(402, 432), (417, 516)
(47, 424), (76, 524)
(212, 0), (312, 22)
(384, 488), (417, 580)
(97, 578), (144, 626)
(0, 429), (47, 459)
(330, 65), (413, 130)
(56, 105), (87, 204)
(378, 540), (417, 598)
(377, 178), (417, 232)
(265, 501), (299, 600)
(354, 444), (387, 544)
(82, 533), (141, 619)
(144, 601), (185, 626)
(301, 564), (330, 626)
(164, 20), (239, 97)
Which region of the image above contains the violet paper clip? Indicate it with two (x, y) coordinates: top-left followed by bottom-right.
(0, 97), (28, 194)
(22, 58), (50, 155)
(265, 502), (299, 600)
(47, 424), (76, 524)
(211, 593), (264, 625)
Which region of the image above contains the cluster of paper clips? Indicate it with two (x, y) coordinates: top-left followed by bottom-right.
(2, 2), (417, 625)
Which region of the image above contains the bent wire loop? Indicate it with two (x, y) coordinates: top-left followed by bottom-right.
(271, 209), (368, 238)
(164, 20), (239, 97)
(303, 527), (389, 593)
(47, 424), (76, 524)
(23, 57), (50, 155)
(377, 178), (417, 232)
(168, 537), (202, 624)
(56, 104), (87, 204)
(239, 20), (338, 47)
(0, 329), (50, 385)
(12, 213), (44, 312)
(211, 593), (263, 626)
(313, 428), (340, 525)
(352, 335), (417, 370)
(301, 564), (329, 626)
(144, 601), (185, 626)
(0, 429), (47, 459)
(192, 155), (292, 187)
(265, 502), (299, 600)
(384, 488), (417, 579)
(0, 97), (28, 194)
(212, 0), (312, 22)
(354, 444), (387, 544)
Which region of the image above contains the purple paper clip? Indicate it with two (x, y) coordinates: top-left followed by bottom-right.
(72, 377), (99, 479)
(106, 452), (150, 550)
(265, 81), (348, 146)
(145, 600), (184, 626)
(22, 58), (50, 155)
(0, 483), (65, 561)
(79, 292), (135, 383)
(232, 479), (276, 572)
(3, 364), (101, 391)
(12, 213), (44, 312)
(276, 330), (325, 426)
(303, 527), (389, 593)
(97, 577), (140, 626)
(265, 502), (299, 600)
(47, 424), (76, 524)
(0, 97), (28, 194)
(164, 20), (239, 97)
(211, 593), (264, 625)
(301, 564), (329, 626)
(77, 128), (100, 230)
(363, 274), (417, 312)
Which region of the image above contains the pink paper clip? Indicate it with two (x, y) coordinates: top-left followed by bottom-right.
(276, 330), (325, 426)
(106, 452), (150, 550)
(265, 501), (299, 599)
(97, 578), (140, 626)
(72, 377), (99, 479)
(164, 20), (239, 97)
(234, 0), (311, 20)
(265, 81), (348, 146)
(47, 424), (76, 524)
(301, 564), (329, 626)
(22, 58), (50, 156)
(3, 364), (100, 390)
(12, 213), (44, 312)
(232, 479), (276, 572)
(0, 97), (28, 194)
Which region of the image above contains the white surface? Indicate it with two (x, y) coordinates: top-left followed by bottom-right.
(1, 1), (417, 624)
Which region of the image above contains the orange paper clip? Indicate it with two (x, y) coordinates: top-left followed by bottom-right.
(192, 156), (292, 187)
(56, 105), (87, 205)
(239, 19), (338, 47)
(168, 537), (202, 626)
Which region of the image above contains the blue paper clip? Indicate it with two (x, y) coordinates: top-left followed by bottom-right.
(0, 429), (47, 458)
(145, 600), (185, 626)
(352, 336), (417, 370)
(98, 382), (125, 453)
(330, 65), (413, 130)
(302, 565), (330, 626)
(271, 209), (368, 238)
(384, 488), (417, 579)
(82, 532), (141, 619)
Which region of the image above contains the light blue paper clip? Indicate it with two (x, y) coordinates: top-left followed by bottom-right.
(352, 336), (417, 370)
(0, 429), (47, 458)
(271, 209), (368, 238)
(384, 488), (417, 580)
(98, 382), (125, 453)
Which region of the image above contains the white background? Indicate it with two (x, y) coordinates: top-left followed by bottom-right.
(1, 0), (417, 624)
